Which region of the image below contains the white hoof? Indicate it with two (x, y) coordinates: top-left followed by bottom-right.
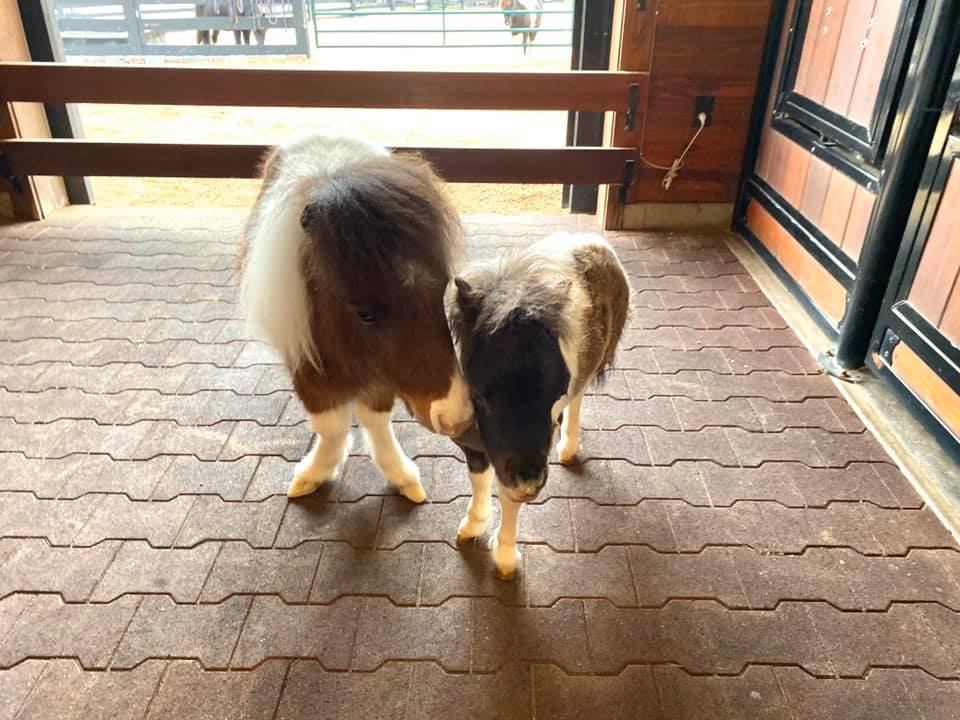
(385, 457), (426, 504)
(398, 480), (427, 504)
(456, 513), (488, 543)
(491, 537), (520, 580)
(557, 438), (581, 465)
(287, 469), (327, 498)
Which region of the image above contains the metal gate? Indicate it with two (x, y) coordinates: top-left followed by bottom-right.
(309, 0), (573, 50)
(869, 65), (960, 447)
(46, 0), (311, 56)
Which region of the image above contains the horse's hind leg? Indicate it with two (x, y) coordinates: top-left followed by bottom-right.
(457, 449), (493, 542)
(557, 391), (583, 465)
(288, 404), (353, 497)
(356, 401), (426, 504)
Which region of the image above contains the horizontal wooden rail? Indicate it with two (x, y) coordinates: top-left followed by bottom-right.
(0, 62), (647, 112)
(0, 140), (638, 184)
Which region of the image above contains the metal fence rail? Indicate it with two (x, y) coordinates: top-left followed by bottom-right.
(309, 1), (573, 49)
(47, 0), (311, 57)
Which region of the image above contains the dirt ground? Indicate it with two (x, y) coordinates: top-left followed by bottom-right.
(76, 8), (574, 215)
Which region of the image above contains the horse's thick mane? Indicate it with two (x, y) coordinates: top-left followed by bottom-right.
(300, 153), (462, 289)
(240, 134), (462, 373)
(452, 249), (573, 344)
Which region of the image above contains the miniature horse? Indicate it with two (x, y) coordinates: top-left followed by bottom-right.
(500, 0), (543, 54)
(446, 233), (630, 578)
(240, 134), (473, 502)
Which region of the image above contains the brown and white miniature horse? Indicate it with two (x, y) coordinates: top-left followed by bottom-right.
(499, 0), (543, 54)
(240, 134), (473, 502)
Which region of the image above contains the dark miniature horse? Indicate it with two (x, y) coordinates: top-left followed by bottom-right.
(446, 233), (630, 578)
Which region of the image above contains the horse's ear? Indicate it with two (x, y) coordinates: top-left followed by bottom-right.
(453, 277), (481, 325)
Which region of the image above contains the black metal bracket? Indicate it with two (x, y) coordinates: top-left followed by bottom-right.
(625, 83), (640, 132)
(0, 152), (24, 195)
(878, 329), (902, 364)
(617, 159), (636, 205)
(818, 348), (865, 383)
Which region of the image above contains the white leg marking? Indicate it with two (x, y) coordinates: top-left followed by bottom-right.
(288, 404), (352, 497)
(557, 392), (584, 465)
(457, 466), (494, 542)
(491, 493), (522, 580)
(355, 402), (426, 504)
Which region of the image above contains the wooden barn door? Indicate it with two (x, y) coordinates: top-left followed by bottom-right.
(869, 66), (960, 445)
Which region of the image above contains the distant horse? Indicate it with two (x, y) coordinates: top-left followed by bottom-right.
(447, 232), (630, 578)
(196, 0), (267, 45)
(499, 0), (543, 54)
(240, 134), (473, 501)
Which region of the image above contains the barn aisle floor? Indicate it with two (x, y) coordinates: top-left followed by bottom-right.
(0, 209), (958, 719)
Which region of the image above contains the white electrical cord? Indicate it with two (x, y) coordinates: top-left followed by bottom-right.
(639, 111), (708, 191)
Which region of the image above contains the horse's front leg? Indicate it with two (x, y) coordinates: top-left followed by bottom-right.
(491, 493), (521, 580)
(457, 448), (494, 542)
(557, 391), (584, 464)
(356, 401), (426, 504)
(288, 404), (353, 497)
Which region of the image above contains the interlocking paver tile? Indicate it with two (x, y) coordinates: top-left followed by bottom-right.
(0, 660), (46, 719)
(13, 660), (165, 720)
(352, 597), (472, 671)
(175, 495), (287, 548)
(111, 595), (250, 669)
(231, 596), (363, 670)
(472, 598), (591, 673)
(90, 541), (219, 602)
(533, 665), (664, 720)
(0, 594), (139, 669)
(0, 539), (121, 601)
(201, 541), (323, 602)
(1, 215), (957, 717)
(309, 542), (422, 605)
(72, 495), (194, 547)
(146, 660), (286, 720)
(276, 660), (408, 720)
(652, 666), (788, 720)
(274, 496), (382, 549)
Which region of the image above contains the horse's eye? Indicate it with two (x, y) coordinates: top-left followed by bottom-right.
(357, 311), (377, 325)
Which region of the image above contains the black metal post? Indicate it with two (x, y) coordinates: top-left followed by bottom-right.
(826, 0), (960, 372)
(16, 0), (92, 205)
(733, 0), (788, 227)
(563, 0), (614, 214)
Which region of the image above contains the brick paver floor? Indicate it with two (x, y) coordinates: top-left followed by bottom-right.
(0, 210), (958, 719)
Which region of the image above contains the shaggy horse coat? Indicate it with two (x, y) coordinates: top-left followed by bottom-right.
(240, 134), (473, 502)
(447, 232), (630, 578)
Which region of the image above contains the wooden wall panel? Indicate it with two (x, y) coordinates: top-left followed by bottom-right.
(908, 160), (960, 325)
(892, 342), (960, 440)
(796, 0), (849, 104)
(818, 170), (857, 246)
(840, 183), (875, 261)
(823, 0), (876, 116)
(608, 0), (772, 211)
(747, 199), (847, 323)
(847, 0), (902, 126)
(798, 155), (832, 223)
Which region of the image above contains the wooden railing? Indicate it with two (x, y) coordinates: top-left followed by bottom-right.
(0, 62), (646, 188)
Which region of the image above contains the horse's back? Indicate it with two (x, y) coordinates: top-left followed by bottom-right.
(539, 232), (630, 393)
